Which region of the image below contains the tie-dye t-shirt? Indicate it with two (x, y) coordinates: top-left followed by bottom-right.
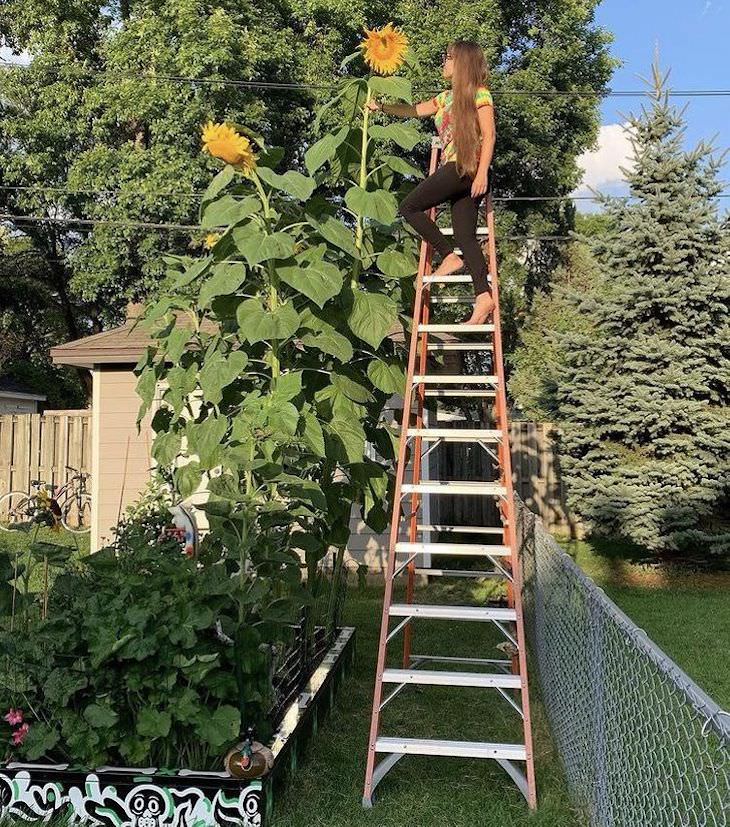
(432, 86), (493, 166)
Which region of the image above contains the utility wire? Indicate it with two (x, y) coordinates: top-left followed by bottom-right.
(1, 60), (730, 98)
(2, 184), (729, 202)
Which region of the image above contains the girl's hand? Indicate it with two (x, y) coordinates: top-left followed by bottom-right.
(366, 99), (381, 112)
(471, 169), (488, 199)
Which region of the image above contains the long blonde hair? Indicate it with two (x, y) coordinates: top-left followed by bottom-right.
(450, 40), (490, 179)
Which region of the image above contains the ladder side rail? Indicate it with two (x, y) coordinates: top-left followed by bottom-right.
(485, 191), (538, 810)
(363, 141), (440, 803)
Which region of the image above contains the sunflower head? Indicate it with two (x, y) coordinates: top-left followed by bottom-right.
(359, 23), (408, 75)
(204, 232), (222, 249)
(202, 122), (256, 174)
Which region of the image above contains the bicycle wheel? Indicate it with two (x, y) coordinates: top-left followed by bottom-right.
(61, 494), (92, 534)
(0, 491), (34, 532)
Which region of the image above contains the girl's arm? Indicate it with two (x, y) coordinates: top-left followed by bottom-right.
(471, 105), (496, 198)
(366, 99), (438, 118)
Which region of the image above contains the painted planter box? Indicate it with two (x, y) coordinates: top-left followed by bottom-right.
(0, 627), (355, 826)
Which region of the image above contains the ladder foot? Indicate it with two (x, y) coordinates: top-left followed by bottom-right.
(361, 795), (374, 809)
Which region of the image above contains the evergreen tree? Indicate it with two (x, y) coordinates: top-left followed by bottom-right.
(556, 64), (730, 556)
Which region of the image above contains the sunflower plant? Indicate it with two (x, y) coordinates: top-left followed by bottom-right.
(134, 23), (420, 663)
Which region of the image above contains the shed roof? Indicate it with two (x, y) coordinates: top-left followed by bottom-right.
(50, 320), (156, 369)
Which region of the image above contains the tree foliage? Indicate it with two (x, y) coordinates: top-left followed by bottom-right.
(549, 65), (730, 555)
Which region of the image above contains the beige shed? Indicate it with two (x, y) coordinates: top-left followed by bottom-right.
(50, 306), (155, 552)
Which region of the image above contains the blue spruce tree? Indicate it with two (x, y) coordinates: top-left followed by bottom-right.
(557, 64), (730, 556)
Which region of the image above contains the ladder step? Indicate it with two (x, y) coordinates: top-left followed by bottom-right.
(396, 542), (511, 557)
(412, 375), (498, 385)
(418, 324), (495, 333)
(440, 227), (488, 237)
(402, 481), (506, 497)
(429, 295), (473, 304)
(375, 737), (526, 761)
(414, 568), (508, 579)
(424, 389), (496, 398)
(381, 669), (520, 689)
(417, 524), (505, 535)
(390, 604), (516, 622)
(427, 342), (493, 351)
(407, 427), (501, 441)
(423, 274), (473, 285)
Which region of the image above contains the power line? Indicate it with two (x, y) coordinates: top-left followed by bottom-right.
(2, 184), (729, 203)
(1, 60), (730, 98)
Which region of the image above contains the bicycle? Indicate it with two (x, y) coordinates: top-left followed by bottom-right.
(0, 466), (92, 534)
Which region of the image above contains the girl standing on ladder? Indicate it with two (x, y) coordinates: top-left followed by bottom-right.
(368, 40), (496, 325)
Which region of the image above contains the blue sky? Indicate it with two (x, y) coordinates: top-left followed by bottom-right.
(574, 0), (730, 206)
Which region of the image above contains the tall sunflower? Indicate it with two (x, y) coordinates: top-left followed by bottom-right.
(201, 122), (256, 173)
(360, 23), (408, 75)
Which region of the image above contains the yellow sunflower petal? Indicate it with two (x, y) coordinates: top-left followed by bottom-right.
(359, 23), (408, 75)
(201, 122), (257, 173)
(204, 233), (222, 249)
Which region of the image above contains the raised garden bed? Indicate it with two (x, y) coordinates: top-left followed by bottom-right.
(0, 627), (355, 826)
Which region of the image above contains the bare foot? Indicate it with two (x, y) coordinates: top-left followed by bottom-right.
(465, 292), (495, 325)
(432, 252), (464, 276)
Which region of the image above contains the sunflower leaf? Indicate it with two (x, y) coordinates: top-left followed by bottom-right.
(368, 123), (422, 151)
(368, 76), (412, 103)
(256, 167), (316, 201)
(347, 290), (398, 349)
(344, 186), (398, 225)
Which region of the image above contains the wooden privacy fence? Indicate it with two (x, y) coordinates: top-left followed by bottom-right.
(0, 413), (91, 498)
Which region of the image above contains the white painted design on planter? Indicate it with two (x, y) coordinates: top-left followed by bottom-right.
(0, 770), (262, 826)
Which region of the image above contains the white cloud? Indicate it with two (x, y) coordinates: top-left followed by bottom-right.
(572, 122), (635, 196)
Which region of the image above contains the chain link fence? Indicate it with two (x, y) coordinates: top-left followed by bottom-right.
(517, 503), (729, 827)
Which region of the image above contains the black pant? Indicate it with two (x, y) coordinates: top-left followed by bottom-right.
(398, 161), (489, 296)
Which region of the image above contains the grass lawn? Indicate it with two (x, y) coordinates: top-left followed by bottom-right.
(275, 582), (583, 827)
(0, 525), (90, 557)
(559, 537), (730, 707)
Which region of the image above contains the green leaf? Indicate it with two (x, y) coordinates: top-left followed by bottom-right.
(307, 214), (359, 259)
(187, 416), (228, 469)
(369, 123), (423, 151)
(202, 164), (236, 204)
(199, 263), (247, 308)
(377, 249), (416, 279)
(332, 371), (373, 404)
(382, 154), (424, 179)
(304, 125), (349, 175)
(236, 298), (300, 344)
(84, 703), (119, 729)
(266, 399), (300, 436)
(175, 461), (202, 499)
(196, 704), (241, 749)
(136, 368), (157, 416)
(328, 417), (366, 464)
(367, 359), (406, 394)
(201, 194), (260, 229)
(257, 167), (316, 201)
(299, 308), (353, 362)
(345, 186), (398, 225)
(301, 412), (326, 456)
(136, 708), (172, 739)
(21, 723), (60, 761)
(152, 430), (182, 466)
(284, 479), (327, 511)
(164, 326), (191, 363)
(277, 258), (343, 308)
(173, 256), (212, 288)
(368, 75), (412, 102)
(273, 370), (303, 402)
(199, 350), (249, 405)
(348, 290), (398, 348)
(236, 230), (296, 266)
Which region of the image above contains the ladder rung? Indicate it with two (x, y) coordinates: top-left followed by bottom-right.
(423, 274), (473, 284)
(418, 324), (495, 334)
(389, 604), (516, 622)
(396, 542), (511, 557)
(427, 342), (493, 351)
(417, 524), (505, 535)
(381, 669), (520, 689)
(414, 568), (508, 579)
(407, 428), (502, 441)
(375, 737), (526, 761)
(402, 482), (506, 497)
(424, 389), (496, 397)
(412, 375), (498, 385)
(440, 227), (488, 237)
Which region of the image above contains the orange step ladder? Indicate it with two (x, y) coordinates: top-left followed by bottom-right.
(362, 138), (537, 810)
